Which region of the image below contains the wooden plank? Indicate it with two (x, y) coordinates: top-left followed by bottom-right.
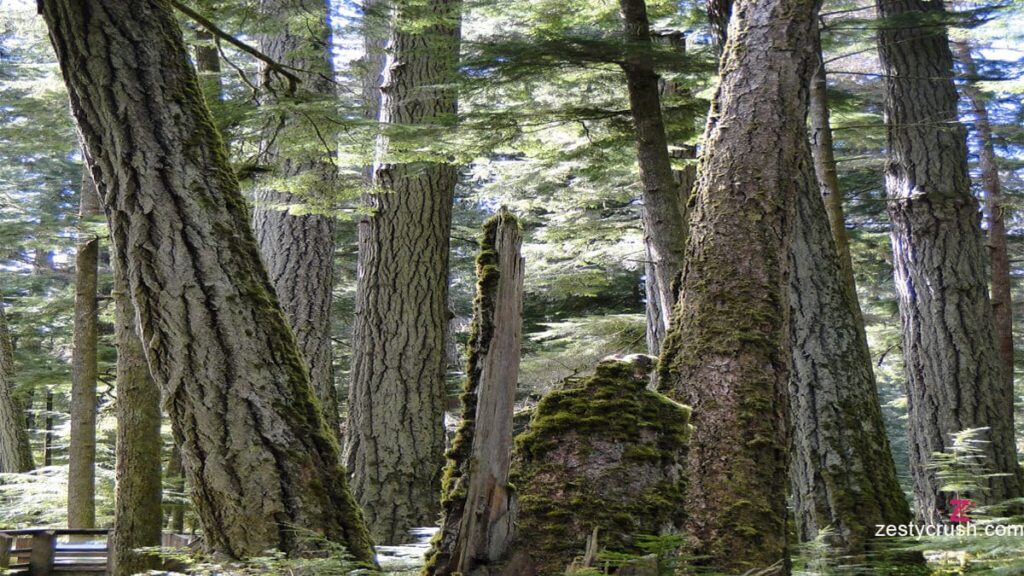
(0, 533), (12, 568)
(29, 530), (55, 576)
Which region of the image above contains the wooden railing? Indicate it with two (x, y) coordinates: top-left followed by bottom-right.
(0, 529), (194, 575)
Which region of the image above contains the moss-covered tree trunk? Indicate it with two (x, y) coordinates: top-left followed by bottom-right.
(659, 0), (820, 571)
(875, 0), (1023, 523)
(955, 41), (1014, 414)
(618, 0), (688, 358)
(111, 257), (162, 576)
(789, 134), (911, 551)
(425, 209), (522, 576)
(345, 0), (462, 544)
(68, 171), (99, 529)
(39, 0), (375, 561)
(0, 297), (33, 473)
(253, 0), (341, 436)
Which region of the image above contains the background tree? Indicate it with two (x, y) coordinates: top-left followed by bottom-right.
(345, 0), (463, 543)
(876, 0), (1023, 522)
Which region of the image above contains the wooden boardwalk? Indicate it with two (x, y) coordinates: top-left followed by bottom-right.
(0, 529), (193, 575)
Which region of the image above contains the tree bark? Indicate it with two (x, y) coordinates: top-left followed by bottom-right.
(39, 0), (375, 561)
(68, 171), (99, 529)
(111, 256), (162, 576)
(253, 0), (341, 437)
(955, 41), (1014, 415)
(425, 209), (522, 576)
(658, 0), (820, 571)
(789, 135), (911, 552)
(44, 390), (54, 467)
(618, 0), (689, 358)
(0, 299), (33, 473)
(345, 0), (462, 544)
(875, 0), (1023, 523)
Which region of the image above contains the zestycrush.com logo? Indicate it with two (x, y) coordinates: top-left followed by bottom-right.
(875, 499), (1024, 538)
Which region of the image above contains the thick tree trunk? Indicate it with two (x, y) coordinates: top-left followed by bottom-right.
(40, 0), (375, 561)
(875, 0), (1023, 523)
(425, 210), (522, 576)
(789, 136), (911, 551)
(955, 42), (1014, 410)
(0, 299), (33, 473)
(345, 0), (462, 544)
(68, 172), (99, 529)
(253, 0), (341, 437)
(658, 0), (820, 571)
(111, 258), (162, 576)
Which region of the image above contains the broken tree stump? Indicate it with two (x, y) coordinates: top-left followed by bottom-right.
(424, 208), (524, 576)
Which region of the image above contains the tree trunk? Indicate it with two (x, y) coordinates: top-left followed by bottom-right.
(39, 0), (375, 561)
(345, 0), (462, 544)
(44, 390), (54, 467)
(875, 0), (1023, 523)
(165, 446), (186, 534)
(618, 0), (689, 358)
(111, 257), (162, 576)
(253, 0), (341, 437)
(0, 299), (33, 473)
(789, 136), (911, 551)
(193, 28), (222, 99)
(68, 171), (99, 529)
(955, 41), (1014, 415)
(809, 25), (862, 326)
(425, 209), (522, 576)
(658, 0), (820, 571)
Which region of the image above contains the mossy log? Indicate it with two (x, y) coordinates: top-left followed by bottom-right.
(502, 355), (690, 576)
(424, 209), (524, 576)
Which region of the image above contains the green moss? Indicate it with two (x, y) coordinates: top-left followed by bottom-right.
(508, 356), (691, 575)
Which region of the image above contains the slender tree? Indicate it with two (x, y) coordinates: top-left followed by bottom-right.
(659, 0), (820, 571)
(875, 0), (1023, 522)
(618, 0), (688, 357)
(253, 0), (341, 435)
(39, 0), (375, 561)
(345, 0), (462, 544)
(0, 298), (33, 473)
(68, 172), (99, 529)
(955, 41), (1014, 404)
(111, 257), (162, 576)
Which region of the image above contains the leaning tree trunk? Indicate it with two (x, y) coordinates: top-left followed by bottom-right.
(955, 41), (1014, 410)
(789, 135), (911, 552)
(253, 0), (341, 436)
(875, 0), (1023, 523)
(111, 257), (162, 576)
(0, 298), (33, 473)
(345, 0), (462, 544)
(658, 0), (820, 572)
(39, 0), (375, 561)
(68, 171), (100, 529)
(618, 0), (688, 358)
(808, 24), (862, 327)
(425, 209), (523, 576)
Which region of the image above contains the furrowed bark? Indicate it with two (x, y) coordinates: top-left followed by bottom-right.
(253, 0), (341, 436)
(955, 41), (1014, 413)
(424, 209), (523, 576)
(39, 0), (375, 561)
(345, 0), (462, 544)
(789, 135), (911, 552)
(111, 257), (162, 576)
(618, 0), (688, 358)
(0, 298), (33, 473)
(68, 172), (100, 529)
(875, 0), (1023, 522)
(658, 0), (820, 571)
